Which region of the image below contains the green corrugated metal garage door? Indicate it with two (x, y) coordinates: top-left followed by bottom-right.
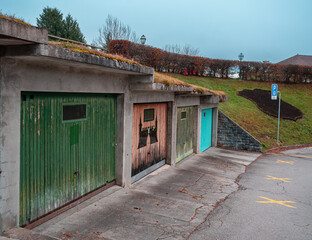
(20, 93), (116, 226)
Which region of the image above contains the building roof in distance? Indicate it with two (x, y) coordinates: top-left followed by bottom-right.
(278, 54), (312, 67)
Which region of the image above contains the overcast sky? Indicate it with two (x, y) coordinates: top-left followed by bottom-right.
(2, 0), (312, 62)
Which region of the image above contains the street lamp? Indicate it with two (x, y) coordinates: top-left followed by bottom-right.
(140, 35), (146, 45)
(238, 53), (244, 61)
(238, 53), (244, 80)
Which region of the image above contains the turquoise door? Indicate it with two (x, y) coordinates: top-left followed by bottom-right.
(200, 108), (212, 152)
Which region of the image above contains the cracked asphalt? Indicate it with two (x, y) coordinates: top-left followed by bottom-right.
(16, 148), (259, 240)
(6, 147), (311, 240)
(189, 147), (312, 240)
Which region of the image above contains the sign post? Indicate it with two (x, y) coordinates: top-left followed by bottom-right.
(271, 84), (281, 145)
(271, 84), (278, 100)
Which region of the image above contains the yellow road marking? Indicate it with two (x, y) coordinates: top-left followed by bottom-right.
(267, 153), (312, 159)
(277, 159), (294, 165)
(264, 175), (292, 183)
(257, 196), (296, 208)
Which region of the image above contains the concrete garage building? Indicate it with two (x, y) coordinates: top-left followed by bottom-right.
(0, 18), (227, 233)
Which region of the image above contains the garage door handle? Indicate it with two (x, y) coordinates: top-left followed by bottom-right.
(74, 171), (79, 176)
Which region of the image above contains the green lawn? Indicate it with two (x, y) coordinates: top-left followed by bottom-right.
(171, 74), (312, 149)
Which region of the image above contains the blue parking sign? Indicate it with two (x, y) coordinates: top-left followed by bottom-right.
(271, 84), (278, 100)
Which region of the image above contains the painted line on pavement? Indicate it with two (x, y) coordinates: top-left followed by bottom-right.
(264, 175), (292, 183)
(276, 159), (294, 165)
(266, 153), (312, 159)
(257, 196), (296, 208)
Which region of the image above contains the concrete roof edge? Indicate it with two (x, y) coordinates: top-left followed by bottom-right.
(41, 45), (154, 75)
(131, 83), (228, 103)
(131, 82), (193, 92)
(130, 83), (229, 102)
(2, 44), (154, 75)
(175, 90), (228, 103)
(218, 94), (229, 103)
(0, 17), (48, 44)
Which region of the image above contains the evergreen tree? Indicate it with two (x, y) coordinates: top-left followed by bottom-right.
(37, 7), (63, 37)
(63, 14), (86, 43)
(37, 7), (86, 43)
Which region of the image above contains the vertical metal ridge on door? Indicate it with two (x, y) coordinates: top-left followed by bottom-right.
(20, 93), (116, 226)
(176, 106), (194, 162)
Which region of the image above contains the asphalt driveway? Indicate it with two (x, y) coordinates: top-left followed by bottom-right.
(5, 148), (260, 240)
(189, 147), (312, 240)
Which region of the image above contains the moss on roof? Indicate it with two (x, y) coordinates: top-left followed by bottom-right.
(49, 41), (142, 66)
(154, 72), (226, 96)
(189, 83), (226, 96)
(49, 42), (226, 98)
(154, 72), (190, 87)
(0, 14), (31, 26)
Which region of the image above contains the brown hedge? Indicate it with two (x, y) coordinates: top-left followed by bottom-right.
(109, 40), (312, 83)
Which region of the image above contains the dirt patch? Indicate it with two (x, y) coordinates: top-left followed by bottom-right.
(238, 89), (303, 121)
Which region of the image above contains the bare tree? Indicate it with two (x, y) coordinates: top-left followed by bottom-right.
(93, 15), (138, 52)
(182, 44), (199, 56)
(164, 44), (199, 56)
(164, 44), (181, 54)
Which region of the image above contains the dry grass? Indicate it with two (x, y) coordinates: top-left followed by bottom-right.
(189, 83), (226, 96)
(49, 41), (142, 66)
(52, 41), (227, 98)
(0, 14), (31, 26)
(171, 73), (312, 149)
(154, 72), (227, 97)
(154, 72), (190, 87)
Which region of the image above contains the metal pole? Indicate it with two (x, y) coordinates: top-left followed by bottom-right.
(239, 62), (241, 80)
(277, 91), (281, 145)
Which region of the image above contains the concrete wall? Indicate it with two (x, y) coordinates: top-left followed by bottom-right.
(0, 57), (132, 232)
(119, 90), (133, 187)
(0, 56), (4, 233)
(0, 57), (221, 232)
(0, 17), (48, 45)
(168, 96), (219, 165)
(217, 111), (262, 152)
(130, 91), (174, 103)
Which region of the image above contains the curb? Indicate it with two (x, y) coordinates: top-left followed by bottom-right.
(265, 143), (312, 153)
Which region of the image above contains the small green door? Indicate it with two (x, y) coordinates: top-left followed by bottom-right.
(200, 108), (212, 152)
(176, 106), (194, 162)
(20, 93), (116, 226)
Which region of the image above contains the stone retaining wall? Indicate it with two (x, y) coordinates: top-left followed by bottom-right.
(217, 111), (262, 152)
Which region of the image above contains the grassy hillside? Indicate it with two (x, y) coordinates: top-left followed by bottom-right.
(170, 74), (312, 149)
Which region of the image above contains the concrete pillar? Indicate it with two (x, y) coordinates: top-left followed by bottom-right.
(212, 107), (218, 147)
(117, 90), (133, 187)
(116, 94), (125, 186)
(0, 58), (21, 233)
(168, 101), (177, 166)
(166, 101), (175, 166)
(194, 105), (201, 154)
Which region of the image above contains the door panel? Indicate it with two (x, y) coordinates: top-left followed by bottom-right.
(176, 106), (194, 162)
(20, 93), (116, 226)
(200, 108), (212, 152)
(132, 103), (167, 176)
